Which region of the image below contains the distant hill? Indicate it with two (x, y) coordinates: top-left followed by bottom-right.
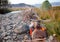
(33, 4), (41, 7)
(11, 3), (34, 8)
(51, 2), (60, 6)
(33, 2), (60, 7)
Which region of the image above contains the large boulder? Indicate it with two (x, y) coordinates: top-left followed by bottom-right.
(0, 10), (31, 42)
(0, 9), (38, 42)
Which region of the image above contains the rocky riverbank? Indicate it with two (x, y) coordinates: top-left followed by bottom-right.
(0, 10), (32, 42)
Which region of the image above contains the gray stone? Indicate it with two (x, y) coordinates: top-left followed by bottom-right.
(0, 10), (38, 42)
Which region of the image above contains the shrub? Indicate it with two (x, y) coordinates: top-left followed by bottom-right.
(0, 8), (11, 14)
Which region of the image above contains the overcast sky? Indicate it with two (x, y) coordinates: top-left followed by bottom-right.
(9, 0), (60, 5)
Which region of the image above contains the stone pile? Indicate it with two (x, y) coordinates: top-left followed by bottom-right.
(0, 10), (32, 42)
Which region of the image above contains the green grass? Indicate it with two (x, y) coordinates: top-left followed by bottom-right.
(34, 6), (60, 41)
